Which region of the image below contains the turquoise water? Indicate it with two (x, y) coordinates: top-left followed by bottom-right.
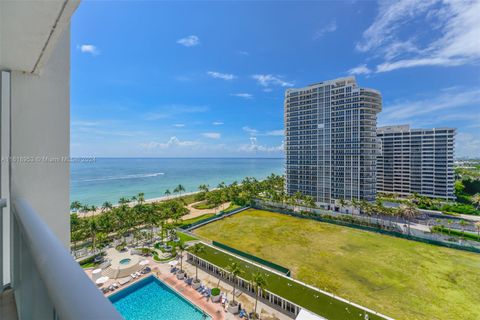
(109, 276), (211, 320)
(71, 158), (284, 206)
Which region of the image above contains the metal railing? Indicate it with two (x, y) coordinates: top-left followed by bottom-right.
(10, 198), (122, 320)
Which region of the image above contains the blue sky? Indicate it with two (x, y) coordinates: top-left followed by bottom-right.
(71, 1), (480, 158)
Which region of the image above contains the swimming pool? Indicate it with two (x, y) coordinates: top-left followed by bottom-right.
(119, 258), (131, 265)
(109, 276), (211, 320)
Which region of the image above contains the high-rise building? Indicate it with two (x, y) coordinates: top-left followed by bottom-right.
(377, 125), (456, 200)
(284, 77), (382, 207)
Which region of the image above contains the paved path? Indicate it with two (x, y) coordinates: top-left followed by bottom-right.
(183, 201), (231, 220)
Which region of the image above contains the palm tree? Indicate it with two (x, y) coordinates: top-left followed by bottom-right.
(118, 197), (130, 205)
(251, 273), (267, 319)
(459, 220), (469, 236)
(101, 201), (113, 212)
(176, 241), (187, 272)
(87, 217), (99, 253)
(472, 193), (480, 210)
(198, 184), (210, 194)
(475, 222), (480, 240)
(190, 243), (205, 281)
(226, 262), (243, 305)
(174, 184), (185, 195)
(164, 189), (171, 197)
(70, 201), (82, 212)
(399, 204), (419, 235)
(137, 192), (145, 204)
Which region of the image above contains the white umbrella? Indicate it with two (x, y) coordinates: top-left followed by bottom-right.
(168, 260), (178, 267)
(95, 276), (109, 286)
(139, 259), (150, 266)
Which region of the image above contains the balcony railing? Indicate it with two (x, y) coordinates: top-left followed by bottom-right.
(5, 198), (122, 320)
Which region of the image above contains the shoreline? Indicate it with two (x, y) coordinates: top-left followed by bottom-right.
(74, 190), (204, 218)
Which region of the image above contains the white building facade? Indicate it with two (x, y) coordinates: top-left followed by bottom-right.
(284, 77), (382, 207)
(377, 125), (456, 200)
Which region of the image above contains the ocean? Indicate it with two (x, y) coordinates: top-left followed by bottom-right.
(71, 158), (284, 206)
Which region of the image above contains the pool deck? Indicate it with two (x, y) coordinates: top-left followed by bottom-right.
(85, 253), (291, 320)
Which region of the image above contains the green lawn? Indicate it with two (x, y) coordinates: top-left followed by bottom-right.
(194, 209), (480, 320)
(189, 243), (385, 320)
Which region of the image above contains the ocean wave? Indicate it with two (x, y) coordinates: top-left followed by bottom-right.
(79, 172), (164, 182)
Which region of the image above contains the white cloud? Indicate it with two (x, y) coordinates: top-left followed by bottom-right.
(213, 121), (224, 125)
(202, 132), (221, 139)
(231, 93), (253, 99)
(253, 75), (293, 89)
(145, 105), (208, 120)
(78, 44), (100, 55)
(266, 130), (284, 136)
(313, 20), (337, 39)
(239, 137), (284, 153)
(177, 35), (200, 47)
(140, 136), (197, 149)
(456, 132), (480, 159)
(356, 0), (480, 72)
(237, 50), (250, 56)
(379, 88), (480, 124)
(207, 71), (236, 80)
(173, 124), (185, 127)
(242, 126), (259, 136)
(252, 74), (293, 88)
(347, 64), (372, 75)
(243, 126), (284, 137)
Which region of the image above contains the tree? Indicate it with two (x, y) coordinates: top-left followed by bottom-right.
(472, 193), (480, 210)
(198, 184), (209, 193)
(87, 217), (99, 253)
(174, 184), (185, 195)
(475, 222), (480, 240)
(164, 189), (171, 197)
(70, 201), (82, 212)
(459, 220), (469, 236)
(137, 192), (145, 204)
(398, 204), (419, 235)
(118, 197), (130, 205)
(101, 201), (113, 212)
(251, 273), (267, 318)
(190, 243), (205, 281)
(177, 241), (187, 272)
(226, 262), (243, 305)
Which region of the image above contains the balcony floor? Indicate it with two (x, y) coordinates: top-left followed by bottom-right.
(0, 288), (18, 320)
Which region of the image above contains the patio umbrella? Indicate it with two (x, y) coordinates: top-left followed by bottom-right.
(168, 260), (178, 267)
(139, 259), (150, 266)
(95, 276), (109, 286)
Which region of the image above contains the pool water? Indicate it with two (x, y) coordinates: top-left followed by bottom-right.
(119, 258), (131, 265)
(109, 276), (211, 320)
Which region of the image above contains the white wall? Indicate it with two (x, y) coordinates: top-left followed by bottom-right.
(9, 25), (70, 246)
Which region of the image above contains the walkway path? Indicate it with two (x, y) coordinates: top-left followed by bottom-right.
(183, 201), (231, 220)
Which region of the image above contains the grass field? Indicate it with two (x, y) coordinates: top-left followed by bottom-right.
(194, 209), (480, 320)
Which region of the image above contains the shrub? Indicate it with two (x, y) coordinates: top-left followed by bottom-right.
(211, 288), (221, 296)
(431, 226), (480, 242)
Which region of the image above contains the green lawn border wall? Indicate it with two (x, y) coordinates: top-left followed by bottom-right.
(180, 206), (250, 230)
(253, 202), (480, 254)
(212, 240), (291, 276)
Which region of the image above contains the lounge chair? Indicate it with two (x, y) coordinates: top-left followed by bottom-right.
(112, 283), (119, 289)
(186, 278), (193, 285)
(203, 288), (211, 298)
(118, 276), (132, 286)
(134, 271), (141, 277)
(131, 273), (137, 279)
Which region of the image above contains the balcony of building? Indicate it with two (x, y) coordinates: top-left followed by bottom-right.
(1, 2), (121, 319)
